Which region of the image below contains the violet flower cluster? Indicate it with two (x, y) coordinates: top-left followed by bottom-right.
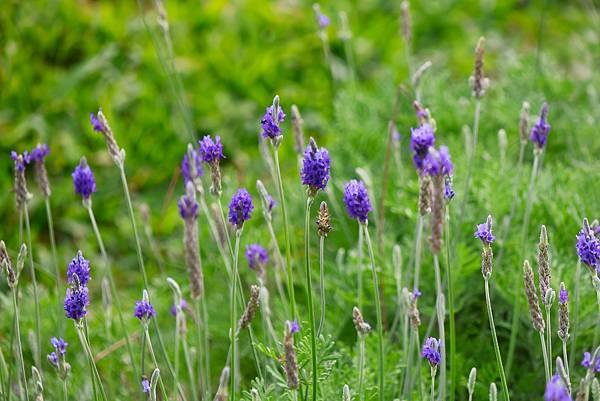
(474, 217), (495, 245)
(410, 123), (435, 172)
(575, 219), (600, 272)
(178, 186), (199, 220)
(47, 337), (68, 368)
(530, 103), (551, 151)
(228, 189), (254, 228)
(581, 351), (600, 372)
(544, 374), (571, 401)
(72, 157), (96, 200)
(134, 298), (156, 322)
(261, 104), (285, 140)
(10, 150), (31, 172)
(181, 147), (203, 187)
(198, 135), (225, 164)
(422, 337), (441, 367)
(170, 299), (188, 317)
(301, 138), (330, 195)
(30, 144), (49, 163)
(64, 250), (91, 322)
(67, 251), (91, 286)
(246, 244), (268, 270)
(343, 180), (372, 223)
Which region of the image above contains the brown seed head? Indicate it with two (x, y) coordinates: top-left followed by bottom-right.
(523, 260), (545, 332)
(316, 201), (332, 237)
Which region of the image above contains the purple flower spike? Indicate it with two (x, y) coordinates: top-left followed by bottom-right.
(178, 184), (199, 220)
(530, 103), (551, 151)
(413, 288), (422, 299)
(228, 189), (254, 228)
(181, 147), (203, 186)
(290, 320), (300, 334)
(134, 299), (156, 321)
(246, 244), (269, 270)
(576, 219), (600, 270)
(422, 146), (454, 176)
(170, 299), (187, 317)
(141, 378), (151, 393)
(444, 176), (455, 200)
(558, 288), (568, 304)
(10, 151), (31, 172)
(544, 374), (572, 401)
(30, 144), (50, 162)
(48, 352), (59, 368)
(343, 180), (372, 223)
(474, 215), (495, 245)
(72, 157), (96, 199)
(67, 251), (91, 286)
(581, 351), (600, 372)
(261, 104), (286, 139)
(422, 337), (441, 367)
(410, 123), (435, 171)
(90, 112), (106, 133)
(198, 135), (224, 164)
(51, 337), (68, 355)
(64, 285), (89, 321)
(301, 138), (330, 194)
(317, 13), (330, 29)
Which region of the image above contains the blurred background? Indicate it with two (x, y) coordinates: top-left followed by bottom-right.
(1, 0), (599, 399)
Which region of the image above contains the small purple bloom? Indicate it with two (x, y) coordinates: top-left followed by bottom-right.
(558, 288), (568, 304)
(392, 127), (401, 143)
(198, 135), (225, 164)
(530, 103), (551, 150)
(290, 320), (300, 334)
(134, 299), (156, 321)
(228, 189), (254, 228)
(267, 195), (276, 212)
(413, 288), (422, 299)
(301, 138), (330, 192)
(64, 286), (90, 321)
(10, 151), (30, 172)
(343, 180), (372, 223)
(141, 378), (151, 393)
(422, 146), (454, 176)
(90, 112), (106, 133)
(474, 216), (495, 245)
(47, 352), (59, 368)
(410, 123), (435, 171)
(181, 148), (203, 186)
(30, 144), (50, 162)
(544, 374), (572, 401)
(178, 187), (199, 220)
(261, 105), (285, 139)
(170, 299), (188, 317)
(67, 251), (91, 286)
(444, 176), (455, 200)
(422, 337), (441, 367)
(317, 13), (330, 29)
(51, 337), (68, 355)
(576, 219), (600, 269)
(72, 157), (96, 199)
(581, 351), (600, 372)
(246, 244), (269, 270)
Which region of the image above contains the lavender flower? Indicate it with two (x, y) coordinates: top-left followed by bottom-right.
(228, 189), (254, 229)
(30, 144), (49, 162)
(475, 215), (495, 245)
(64, 285), (89, 321)
(422, 337), (441, 367)
(11, 151), (31, 209)
(30, 144), (52, 197)
(134, 298), (156, 322)
(301, 137), (330, 195)
(290, 320), (300, 334)
(413, 288), (422, 299)
(51, 337), (68, 355)
(170, 299), (188, 317)
(260, 103), (285, 140)
(576, 218), (600, 271)
(444, 176), (455, 200)
(422, 145), (454, 176)
(559, 287), (568, 304)
(47, 352), (59, 368)
(10, 150), (31, 172)
(246, 244), (268, 270)
(90, 110), (124, 165)
(141, 378), (151, 394)
(198, 135), (225, 164)
(558, 282), (569, 342)
(343, 180), (372, 223)
(72, 157), (96, 200)
(317, 12), (330, 29)
(67, 251), (91, 286)
(178, 184), (199, 220)
(90, 112), (105, 132)
(530, 103), (551, 151)
(181, 146), (203, 186)
(581, 352), (600, 372)
(544, 374), (572, 401)
(410, 123), (435, 171)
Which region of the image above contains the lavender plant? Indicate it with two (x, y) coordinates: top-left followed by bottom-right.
(422, 337), (441, 401)
(47, 337), (70, 401)
(352, 307), (371, 401)
(316, 201), (332, 337)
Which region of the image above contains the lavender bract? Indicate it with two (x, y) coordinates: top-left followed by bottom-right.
(170, 299), (188, 317)
(260, 105), (285, 139)
(47, 352), (59, 368)
(10, 150), (31, 172)
(228, 189), (254, 228)
(475, 217), (495, 245)
(51, 337), (68, 355)
(301, 138), (330, 194)
(422, 145), (454, 176)
(134, 299), (156, 321)
(72, 157), (96, 199)
(64, 286), (89, 321)
(575, 219), (600, 270)
(444, 176), (455, 200)
(410, 123), (435, 171)
(530, 103), (551, 151)
(178, 187), (199, 220)
(90, 112), (106, 133)
(558, 288), (568, 304)
(422, 337), (441, 367)
(290, 320), (300, 334)
(67, 251), (91, 286)
(181, 148), (204, 186)
(142, 378), (151, 393)
(198, 135), (224, 164)
(581, 352), (600, 372)
(544, 374), (571, 401)
(246, 244), (268, 270)
(30, 144), (49, 162)
(343, 180), (372, 223)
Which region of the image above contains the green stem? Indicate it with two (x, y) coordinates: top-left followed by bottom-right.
(45, 197), (63, 334)
(172, 308), (180, 398)
(459, 99), (481, 220)
(23, 207), (41, 369)
(86, 204), (139, 381)
(430, 368), (436, 401)
(358, 225), (364, 311)
(230, 229), (242, 401)
(540, 331), (550, 383)
(358, 335), (365, 401)
(546, 305), (553, 375)
(190, 300), (201, 401)
(562, 341), (570, 378)
(201, 295), (212, 396)
(362, 223), (385, 401)
(182, 334), (198, 401)
(143, 327), (170, 401)
(198, 194), (232, 277)
(62, 380), (68, 401)
(507, 152), (541, 376)
(304, 198), (318, 401)
(570, 261), (581, 373)
(317, 235), (326, 338)
(272, 144), (298, 320)
(76, 323), (108, 401)
(12, 291), (30, 401)
(413, 215), (424, 291)
(433, 254), (446, 401)
(265, 215), (290, 317)
(484, 279), (510, 401)
(445, 206), (456, 401)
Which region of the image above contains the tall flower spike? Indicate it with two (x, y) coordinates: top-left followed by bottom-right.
(90, 110), (125, 166)
(476, 215), (495, 279)
(283, 321), (299, 390)
(352, 306), (372, 335)
(261, 95), (285, 141)
(10, 151), (31, 209)
(134, 290), (156, 323)
(422, 337), (441, 367)
(557, 282), (569, 342)
(290, 105), (305, 155)
(400, 1), (411, 44)
(72, 157), (96, 202)
(198, 135), (225, 196)
(64, 284), (89, 321)
(301, 137), (331, 197)
(576, 218), (600, 272)
(538, 225), (552, 304)
(519, 101), (530, 144)
(237, 285), (260, 334)
(530, 103), (551, 153)
(30, 144), (51, 198)
(67, 251), (91, 286)
(410, 123), (435, 172)
(316, 201), (332, 237)
(256, 180), (276, 221)
(178, 182), (203, 299)
(228, 189), (254, 229)
(469, 37), (489, 99)
(181, 143), (203, 188)
(343, 180), (372, 223)
(523, 260), (545, 333)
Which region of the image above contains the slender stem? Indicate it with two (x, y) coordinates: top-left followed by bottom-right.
(12, 291), (30, 401)
(317, 235), (326, 337)
(173, 309), (180, 398)
(570, 261), (581, 373)
(216, 197), (234, 258)
(413, 215), (424, 290)
(230, 230), (242, 401)
(362, 224), (385, 401)
(433, 254), (446, 401)
(143, 328), (170, 401)
(304, 198), (318, 401)
(358, 226), (364, 311)
(23, 207), (41, 369)
(45, 197), (63, 334)
(540, 331), (550, 383)
(430, 368), (436, 401)
(192, 300), (202, 400)
(265, 216), (290, 317)
(484, 279), (511, 401)
(459, 99), (481, 220)
(62, 380), (68, 401)
(402, 329), (415, 400)
(84, 321), (98, 401)
(86, 204), (140, 381)
(546, 305), (553, 375)
(76, 324), (108, 401)
(358, 335), (365, 401)
(182, 335), (198, 401)
(445, 205), (456, 401)
(562, 341), (570, 378)
(201, 295), (212, 396)
(507, 153), (541, 376)
(272, 144), (298, 319)
(199, 194), (232, 277)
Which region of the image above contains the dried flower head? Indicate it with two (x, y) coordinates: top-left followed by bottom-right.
(72, 157), (96, 200)
(301, 137), (330, 196)
(343, 180), (372, 223)
(67, 251), (91, 286)
(228, 189), (254, 229)
(558, 282), (570, 342)
(538, 225), (552, 304)
(352, 306), (372, 335)
(418, 174), (432, 215)
(523, 260), (545, 333)
(400, 1), (411, 44)
(530, 103), (551, 152)
(0, 241), (17, 288)
(30, 144), (51, 197)
(90, 110), (125, 165)
(237, 285), (260, 334)
(316, 201), (332, 237)
(283, 320), (299, 389)
(476, 216), (495, 279)
(178, 182), (199, 220)
(469, 37), (490, 98)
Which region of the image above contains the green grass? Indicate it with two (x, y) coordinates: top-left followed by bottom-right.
(1, 0), (599, 400)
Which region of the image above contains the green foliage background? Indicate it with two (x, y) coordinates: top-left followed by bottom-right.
(1, 0), (599, 400)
